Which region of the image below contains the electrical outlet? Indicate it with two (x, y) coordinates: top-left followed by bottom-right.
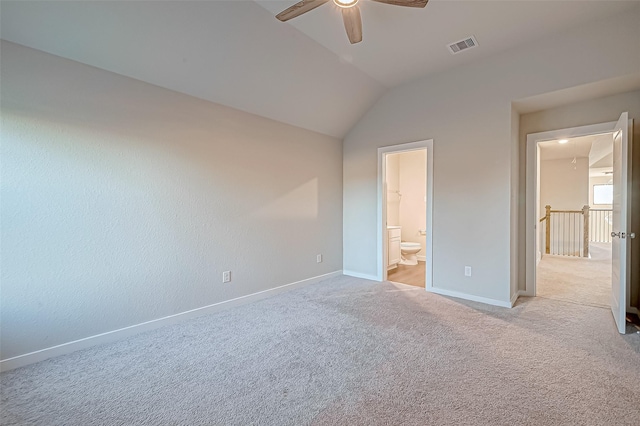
(317, 254), (322, 263)
(222, 271), (231, 283)
(464, 266), (472, 277)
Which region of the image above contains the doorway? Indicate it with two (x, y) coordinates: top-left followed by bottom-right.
(535, 132), (614, 308)
(525, 116), (633, 333)
(377, 140), (433, 289)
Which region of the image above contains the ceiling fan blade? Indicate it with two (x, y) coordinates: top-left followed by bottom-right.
(276, 0), (330, 22)
(369, 0), (428, 8)
(342, 5), (362, 44)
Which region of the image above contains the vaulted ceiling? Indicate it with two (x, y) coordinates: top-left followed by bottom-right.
(1, 1), (637, 138)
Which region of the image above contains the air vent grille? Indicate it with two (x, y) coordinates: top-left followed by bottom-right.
(448, 36), (478, 54)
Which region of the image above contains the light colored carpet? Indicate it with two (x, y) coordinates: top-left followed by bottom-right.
(2, 275), (639, 425)
(537, 242), (611, 309)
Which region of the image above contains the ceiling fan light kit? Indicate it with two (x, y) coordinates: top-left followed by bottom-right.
(334, 0), (359, 8)
(276, 0), (428, 44)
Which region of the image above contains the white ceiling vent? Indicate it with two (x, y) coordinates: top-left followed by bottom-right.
(447, 36), (478, 54)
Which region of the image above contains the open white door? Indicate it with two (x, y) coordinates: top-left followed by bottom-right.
(611, 112), (631, 334)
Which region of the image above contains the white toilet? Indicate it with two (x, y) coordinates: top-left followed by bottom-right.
(400, 242), (421, 266)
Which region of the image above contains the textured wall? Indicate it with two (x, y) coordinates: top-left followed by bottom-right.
(0, 42), (343, 359)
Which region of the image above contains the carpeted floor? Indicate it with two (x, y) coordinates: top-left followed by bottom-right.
(537, 242), (611, 308)
(2, 275), (639, 425)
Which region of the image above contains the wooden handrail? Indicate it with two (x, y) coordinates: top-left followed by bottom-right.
(549, 209), (584, 214)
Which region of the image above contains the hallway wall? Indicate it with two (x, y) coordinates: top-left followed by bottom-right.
(540, 157), (589, 215)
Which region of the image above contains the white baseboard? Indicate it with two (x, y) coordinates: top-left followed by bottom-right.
(426, 286), (512, 308)
(343, 270), (380, 281)
(0, 270), (342, 372)
(417, 255), (426, 262)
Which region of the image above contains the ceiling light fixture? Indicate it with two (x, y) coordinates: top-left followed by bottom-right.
(334, 0), (358, 8)
(558, 139), (568, 144)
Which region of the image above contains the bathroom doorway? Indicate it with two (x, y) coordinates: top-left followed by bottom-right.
(378, 140), (433, 289)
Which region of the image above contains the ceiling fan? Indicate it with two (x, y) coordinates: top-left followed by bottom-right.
(276, 0), (428, 44)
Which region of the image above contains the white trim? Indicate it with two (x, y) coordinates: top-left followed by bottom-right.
(429, 286), (512, 308)
(510, 291), (521, 307)
(417, 255), (426, 262)
(525, 121), (617, 297)
(377, 140), (434, 291)
(625, 118), (635, 317)
(519, 288), (535, 297)
(343, 270), (380, 281)
(0, 270), (342, 372)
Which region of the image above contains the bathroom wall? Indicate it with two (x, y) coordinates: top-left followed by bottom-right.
(0, 41), (343, 361)
(385, 153), (400, 226)
(398, 150), (427, 258)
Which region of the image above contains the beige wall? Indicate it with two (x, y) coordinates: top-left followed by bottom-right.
(0, 41), (343, 360)
(399, 151), (426, 256)
(520, 90), (640, 307)
(386, 153), (400, 226)
(540, 157), (589, 215)
(344, 7), (640, 305)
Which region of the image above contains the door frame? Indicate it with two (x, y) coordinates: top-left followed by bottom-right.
(525, 121), (616, 297)
(377, 139), (434, 289)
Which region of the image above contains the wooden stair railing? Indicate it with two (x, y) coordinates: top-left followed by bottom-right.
(539, 205), (590, 257)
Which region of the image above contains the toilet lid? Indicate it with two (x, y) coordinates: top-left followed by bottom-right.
(400, 242), (421, 248)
